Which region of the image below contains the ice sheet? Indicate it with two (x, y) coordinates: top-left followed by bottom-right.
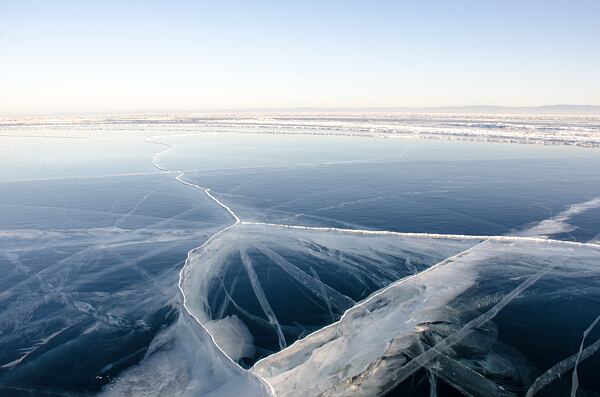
(251, 240), (600, 396)
(99, 313), (272, 397)
(0, 173), (232, 394)
(3, 123), (600, 396)
(180, 224), (481, 364)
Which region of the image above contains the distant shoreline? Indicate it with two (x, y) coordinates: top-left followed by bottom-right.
(1, 112), (599, 148)
(2, 105), (600, 118)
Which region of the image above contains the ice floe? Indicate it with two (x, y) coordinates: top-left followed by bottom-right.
(251, 239), (600, 396)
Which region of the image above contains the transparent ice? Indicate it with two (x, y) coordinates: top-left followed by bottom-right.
(1, 116), (599, 396)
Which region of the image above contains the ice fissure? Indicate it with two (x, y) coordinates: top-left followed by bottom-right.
(102, 139), (600, 397)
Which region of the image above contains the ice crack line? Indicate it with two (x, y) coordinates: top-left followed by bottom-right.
(149, 140), (240, 223)
(148, 140), (274, 395)
(147, 138), (600, 396)
(524, 313), (600, 397)
(241, 221), (600, 248)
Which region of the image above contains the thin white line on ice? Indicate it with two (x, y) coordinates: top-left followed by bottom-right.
(252, 240), (490, 369)
(241, 221), (600, 248)
(147, 139), (275, 396)
(147, 137), (600, 396)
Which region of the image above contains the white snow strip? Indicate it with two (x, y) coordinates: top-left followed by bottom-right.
(242, 221), (600, 248)
(517, 197), (600, 238)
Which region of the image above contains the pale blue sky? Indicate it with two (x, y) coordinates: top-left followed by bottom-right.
(1, 0), (599, 114)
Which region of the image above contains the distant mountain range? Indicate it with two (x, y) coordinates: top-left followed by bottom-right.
(246, 105), (600, 115)
(4, 105), (600, 118)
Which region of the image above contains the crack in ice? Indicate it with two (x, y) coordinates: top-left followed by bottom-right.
(241, 221), (600, 248)
(148, 139), (275, 395)
(240, 248), (287, 350)
(377, 250), (561, 391)
(524, 313), (600, 397)
(145, 138), (600, 397)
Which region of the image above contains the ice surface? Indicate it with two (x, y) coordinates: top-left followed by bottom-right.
(100, 313), (272, 397)
(0, 135), (160, 182)
(154, 134), (600, 240)
(2, 123), (600, 396)
(180, 223), (481, 364)
(524, 313), (600, 397)
(0, 173), (232, 394)
(251, 239), (600, 396)
(516, 197), (600, 238)
(239, 249), (287, 350)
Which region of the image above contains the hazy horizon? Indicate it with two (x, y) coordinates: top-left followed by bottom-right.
(2, 104), (600, 118)
(2, 1), (600, 115)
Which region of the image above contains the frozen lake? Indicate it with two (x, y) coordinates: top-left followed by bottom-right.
(1, 115), (599, 396)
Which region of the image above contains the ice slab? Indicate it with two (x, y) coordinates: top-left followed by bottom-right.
(99, 313), (272, 397)
(180, 223), (481, 364)
(251, 239), (600, 396)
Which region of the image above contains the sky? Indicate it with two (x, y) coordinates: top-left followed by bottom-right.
(1, 0), (599, 115)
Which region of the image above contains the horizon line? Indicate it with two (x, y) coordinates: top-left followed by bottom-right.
(2, 104), (600, 118)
